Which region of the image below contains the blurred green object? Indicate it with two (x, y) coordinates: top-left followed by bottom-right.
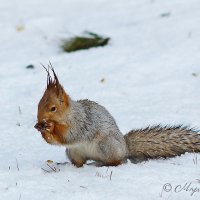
(61, 32), (110, 52)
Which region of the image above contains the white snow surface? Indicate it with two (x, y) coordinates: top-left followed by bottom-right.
(1, 0), (200, 199)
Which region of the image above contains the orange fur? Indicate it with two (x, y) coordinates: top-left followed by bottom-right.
(40, 131), (55, 144)
(70, 158), (86, 168)
(52, 123), (70, 144)
(35, 66), (72, 145)
(38, 122), (70, 145)
(105, 160), (122, 166)
(63, 92), (69, 108)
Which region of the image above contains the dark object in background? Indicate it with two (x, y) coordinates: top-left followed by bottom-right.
(61, 32), (110, 53)
(160, 12), (171, 18)
(26, 64), (34, 69)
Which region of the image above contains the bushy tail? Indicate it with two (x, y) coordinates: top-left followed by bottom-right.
(124, 125), (200, 163)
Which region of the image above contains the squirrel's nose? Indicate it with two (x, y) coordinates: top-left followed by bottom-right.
(34, 119), (48, 131)
(34, 123), (41, 131)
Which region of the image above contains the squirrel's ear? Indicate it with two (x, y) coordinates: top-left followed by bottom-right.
(62, 90), (69, 107)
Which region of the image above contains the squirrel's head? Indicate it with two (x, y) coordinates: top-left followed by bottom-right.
(34, 65), (71, 145)
(37, 66), (69, 124)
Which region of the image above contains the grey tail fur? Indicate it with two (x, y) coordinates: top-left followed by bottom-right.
(124, 125), (200, 163)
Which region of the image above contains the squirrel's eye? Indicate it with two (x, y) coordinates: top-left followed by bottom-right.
(50, 106), (57, 112)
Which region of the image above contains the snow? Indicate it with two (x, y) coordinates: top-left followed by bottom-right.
(1, 0), (200, 199)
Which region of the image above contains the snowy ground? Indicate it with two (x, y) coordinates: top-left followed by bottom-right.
(1, 0), (200, 199)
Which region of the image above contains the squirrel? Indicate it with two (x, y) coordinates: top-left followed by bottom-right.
(34, 66), (200, 167)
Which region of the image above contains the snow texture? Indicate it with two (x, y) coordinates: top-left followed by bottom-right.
(1, 0), (200, 199)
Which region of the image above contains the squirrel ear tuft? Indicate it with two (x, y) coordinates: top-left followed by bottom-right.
(48, 61), (60, 88)
(41, 62), (69, 107)
(41, 62), (63, 96)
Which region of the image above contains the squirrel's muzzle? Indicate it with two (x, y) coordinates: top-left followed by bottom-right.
(34, 122), (46, 131)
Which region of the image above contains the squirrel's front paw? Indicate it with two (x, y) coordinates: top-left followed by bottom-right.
(44, 121), (55, 133)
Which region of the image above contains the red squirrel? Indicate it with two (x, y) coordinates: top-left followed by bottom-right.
(35, 66), (200, 167)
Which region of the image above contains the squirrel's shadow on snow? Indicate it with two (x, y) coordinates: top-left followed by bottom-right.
(40, 160), (127, 173)
(41, 162), (70, 173)
(40, 161), (100, 173)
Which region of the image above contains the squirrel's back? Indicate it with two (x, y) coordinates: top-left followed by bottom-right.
(125, 125), (200, 163)
(78, 99), (122, 137)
